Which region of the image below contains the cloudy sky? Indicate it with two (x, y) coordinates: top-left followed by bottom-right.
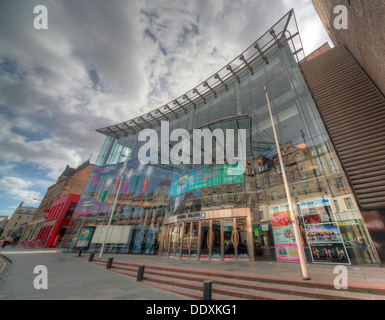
(0, 0), (330, 217)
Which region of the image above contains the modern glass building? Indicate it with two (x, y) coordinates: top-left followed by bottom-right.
(61, 10), (380, 265)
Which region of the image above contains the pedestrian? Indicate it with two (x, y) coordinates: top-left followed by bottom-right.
(2, 235), (11, 248)
(12, 236), (20, 247)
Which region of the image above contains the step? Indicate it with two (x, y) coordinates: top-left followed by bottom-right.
(103, 259), (385, 296)
(82, 258), (385, 300)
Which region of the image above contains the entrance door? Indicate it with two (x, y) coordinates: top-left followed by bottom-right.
(212, 219), (222, 259)
(200, 220), (210, 259)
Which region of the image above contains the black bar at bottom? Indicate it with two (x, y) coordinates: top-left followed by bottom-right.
(88, 252), (95, 262)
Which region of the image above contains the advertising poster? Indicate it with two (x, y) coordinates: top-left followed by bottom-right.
(310, 243), (350, 264)
(299, 198), (350, 265)
(271, 206), (300, 262)
(75, 226), (96, 250)
(275, 244), (300, 262)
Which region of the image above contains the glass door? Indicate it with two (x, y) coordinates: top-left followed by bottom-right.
(200, 220), (210, 259)
(212, 219), (222, 259)
(189, 221), (199, 258)
(236, 219), (249, 258)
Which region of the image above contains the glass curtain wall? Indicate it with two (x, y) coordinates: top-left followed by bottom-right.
(61, 38), (379, 265)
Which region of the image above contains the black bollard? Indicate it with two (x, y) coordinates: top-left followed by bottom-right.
(137, 265), (145, 282)
(203, 281), (212, 300)
(88, 252), (95, 262)
(78, 249), (82, 257)
(106, 257), (113, 269)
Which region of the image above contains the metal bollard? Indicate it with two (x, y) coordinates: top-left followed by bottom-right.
(78, 249), (82, 257)
(137, 265), (145, 282)
(88, 252), (95, 262)
(106, 257), (113, 269)
(203, 281), (212, 300)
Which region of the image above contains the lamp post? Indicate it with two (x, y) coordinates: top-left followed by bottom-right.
(263, 83), (310, 280)
(98, 157), (129, 259)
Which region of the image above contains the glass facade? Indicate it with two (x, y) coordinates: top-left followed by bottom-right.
(61, 38), (380, 265)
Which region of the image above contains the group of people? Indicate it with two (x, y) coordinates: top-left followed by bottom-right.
(1, 235), (20, 248)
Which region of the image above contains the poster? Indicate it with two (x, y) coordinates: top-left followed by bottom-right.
(310, 243), (350, 264)
(275, 244), (300, 262)
(299, 198), (350, 265)
(75, 226), (96, 250)
(271, 206), (300, 262)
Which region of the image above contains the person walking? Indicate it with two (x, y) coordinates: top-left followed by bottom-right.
(1, 235), (11, 248)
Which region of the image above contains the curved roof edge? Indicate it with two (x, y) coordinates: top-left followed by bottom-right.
(96, 9), (304, 138)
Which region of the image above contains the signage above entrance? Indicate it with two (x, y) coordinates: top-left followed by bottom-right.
(164, 208), (250, 225)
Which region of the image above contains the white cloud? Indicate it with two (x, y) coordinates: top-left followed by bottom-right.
(0, 0), (330, 206)
(0, 176), (42, 204)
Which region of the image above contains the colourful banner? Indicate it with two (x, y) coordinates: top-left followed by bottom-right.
(169, 163), (244, 198)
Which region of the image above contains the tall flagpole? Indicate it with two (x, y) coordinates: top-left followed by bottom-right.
(263, 83), (310, 280)
(98, 157), (128, 259)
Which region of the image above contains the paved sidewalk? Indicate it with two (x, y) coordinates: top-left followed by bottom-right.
(1, 247), (385, 300)
(0, 248), (189, 300)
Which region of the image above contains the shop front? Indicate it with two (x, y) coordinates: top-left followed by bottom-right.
(160, 208), (255, 261)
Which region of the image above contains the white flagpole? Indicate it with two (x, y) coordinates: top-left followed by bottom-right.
(98, 157), (128, 259)
(263, 83), (310, 280)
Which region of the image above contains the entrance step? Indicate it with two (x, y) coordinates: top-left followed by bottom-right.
(83, 258), (385, 300)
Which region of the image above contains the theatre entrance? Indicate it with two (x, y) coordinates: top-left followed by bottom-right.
(160, 208), (254, 261)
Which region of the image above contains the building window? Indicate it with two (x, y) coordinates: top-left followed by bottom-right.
(259, 210), (264, 220)
(328, 158), (338, 172)
(304, 185), (311, 194)
(334, 200), (340, 212)
(336, 177), (345, 190)
(300, 170), (307, 180)
(344, 197), (355, 210)
(295, 153), (301, 162)
(272, 191), (278, 200)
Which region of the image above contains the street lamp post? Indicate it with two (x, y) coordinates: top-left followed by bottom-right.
(263, 83), (310, 280)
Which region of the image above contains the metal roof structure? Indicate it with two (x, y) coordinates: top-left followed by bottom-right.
(96, 9), (304, 138)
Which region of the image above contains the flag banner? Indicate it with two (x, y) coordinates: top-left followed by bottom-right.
(114, 178), (121, 190)
(101, 190), (108, 202)
(122, 182), (129, 195)
(143, 179), (149, 193)
(134, 175), (141, 187)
